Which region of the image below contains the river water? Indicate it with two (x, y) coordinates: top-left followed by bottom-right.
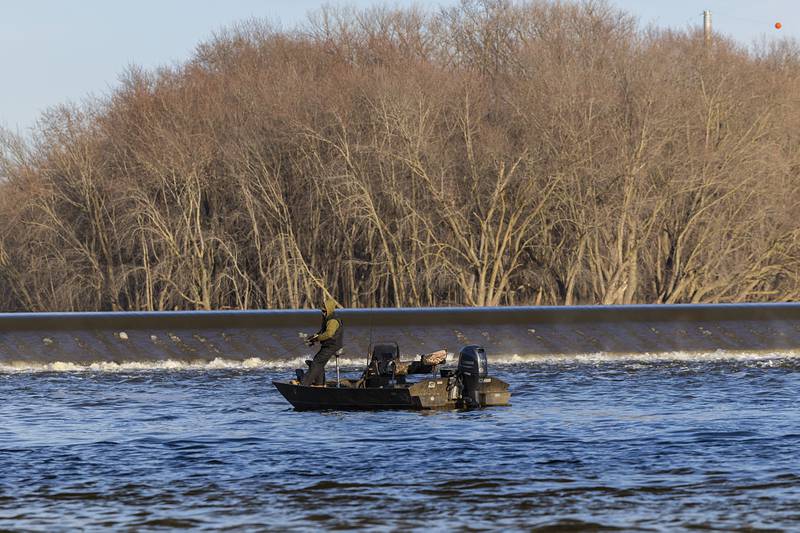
(2, 353), (800, 531)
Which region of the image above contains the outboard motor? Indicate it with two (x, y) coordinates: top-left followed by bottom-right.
(372, 343), (399, 373)
(366, 342), (402, 387)
(457, 345), (488, 408)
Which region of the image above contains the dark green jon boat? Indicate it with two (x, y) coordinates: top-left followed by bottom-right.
(273, 344), (511, 411)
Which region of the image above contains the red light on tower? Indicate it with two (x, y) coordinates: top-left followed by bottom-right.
(775, 22), (782, 30)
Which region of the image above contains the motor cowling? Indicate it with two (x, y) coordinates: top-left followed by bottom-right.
(457, 345), (488, 407)
(371, 343), (399, 375)
(366, 342), (401, 387)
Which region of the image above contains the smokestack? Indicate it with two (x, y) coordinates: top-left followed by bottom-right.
(703, 10), (712, 45)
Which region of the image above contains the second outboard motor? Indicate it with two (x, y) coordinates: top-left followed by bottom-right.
(366, 342), (401, 387)
(457, 345), (488, 408)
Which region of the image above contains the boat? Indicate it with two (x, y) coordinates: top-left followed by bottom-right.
(272, 343), (511, 411)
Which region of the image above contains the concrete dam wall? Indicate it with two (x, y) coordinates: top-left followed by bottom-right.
(1, 304), (800, 368)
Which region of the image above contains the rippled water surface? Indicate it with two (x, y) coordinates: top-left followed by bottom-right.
(2, 356), (800, 531)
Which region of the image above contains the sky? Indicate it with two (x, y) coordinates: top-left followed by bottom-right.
(0, 0), (796, 133)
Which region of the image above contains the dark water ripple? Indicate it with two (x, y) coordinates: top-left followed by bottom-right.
(2, 358), (800, 530)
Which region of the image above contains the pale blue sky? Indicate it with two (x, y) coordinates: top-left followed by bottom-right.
(1, 1), (796, 133)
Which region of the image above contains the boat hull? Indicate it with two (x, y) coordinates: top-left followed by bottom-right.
(273, 380), (417, 410)
(272, 377), (510, 411)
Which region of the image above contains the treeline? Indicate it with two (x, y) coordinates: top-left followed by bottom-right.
(2, 0), (800, 311)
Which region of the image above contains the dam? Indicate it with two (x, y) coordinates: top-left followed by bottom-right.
(1, 303), (799, 369)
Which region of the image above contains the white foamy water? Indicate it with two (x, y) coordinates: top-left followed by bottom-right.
(0, 355), (380, 374)
(490, 349), (800, 365)
(1, 350), (799, 373)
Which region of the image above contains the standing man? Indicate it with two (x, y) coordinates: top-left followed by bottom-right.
(299, 298), (343, 386)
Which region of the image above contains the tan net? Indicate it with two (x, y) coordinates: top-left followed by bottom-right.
(421, 350), (447, 366)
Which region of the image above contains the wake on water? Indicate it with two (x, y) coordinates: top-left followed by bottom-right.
(2, 350), (800, 373)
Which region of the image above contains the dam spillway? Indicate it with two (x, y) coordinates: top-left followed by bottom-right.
(1, 303), (800, 369)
